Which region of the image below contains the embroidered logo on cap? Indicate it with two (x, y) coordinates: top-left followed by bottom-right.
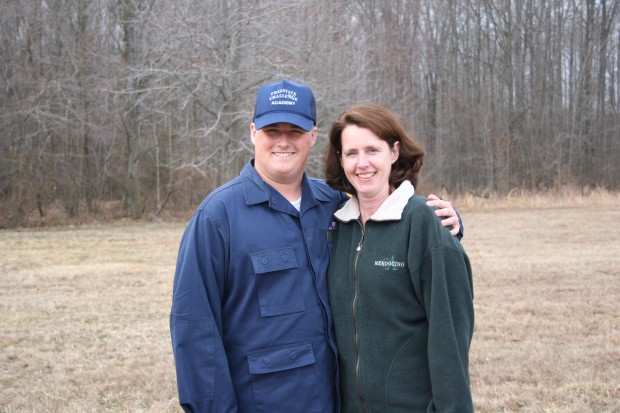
(270, 88), (298, 106)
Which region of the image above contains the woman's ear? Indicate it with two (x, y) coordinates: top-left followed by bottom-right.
(391, 141), (400, 164)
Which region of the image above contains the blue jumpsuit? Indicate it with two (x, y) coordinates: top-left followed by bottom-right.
(170, 160), (346, 413)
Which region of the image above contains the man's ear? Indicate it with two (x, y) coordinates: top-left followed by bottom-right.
(250, 123), (257, 145)
(310, 126), (317, 147)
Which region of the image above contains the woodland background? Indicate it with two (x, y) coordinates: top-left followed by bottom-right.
(1, 0), (619, 228)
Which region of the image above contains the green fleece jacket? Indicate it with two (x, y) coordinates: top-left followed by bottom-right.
(327, 181), (474, 413)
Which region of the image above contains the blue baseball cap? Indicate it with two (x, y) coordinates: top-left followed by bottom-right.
(253, 79), (316, 132)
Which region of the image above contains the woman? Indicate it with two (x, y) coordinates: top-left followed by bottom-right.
(324, 104), (474, 412)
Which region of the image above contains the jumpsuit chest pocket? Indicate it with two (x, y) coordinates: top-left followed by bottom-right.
(250, 247), (305, 317)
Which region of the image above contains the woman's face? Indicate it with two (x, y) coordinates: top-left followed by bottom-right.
(340, 124), (399, 200)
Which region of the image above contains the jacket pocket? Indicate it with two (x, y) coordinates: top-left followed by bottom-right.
(247, 342), (320, 413)
(250, 247), (305, 317)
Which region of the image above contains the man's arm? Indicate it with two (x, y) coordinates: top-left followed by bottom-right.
(170, 211), (237, 413)
(426, 194), (463, 239)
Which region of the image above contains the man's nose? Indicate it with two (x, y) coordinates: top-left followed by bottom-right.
(276, 132), (295, 141)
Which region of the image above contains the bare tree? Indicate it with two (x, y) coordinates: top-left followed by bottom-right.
(1, 0), (618, 227)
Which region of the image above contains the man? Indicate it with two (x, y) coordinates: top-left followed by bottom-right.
(170, 79), (461, 413)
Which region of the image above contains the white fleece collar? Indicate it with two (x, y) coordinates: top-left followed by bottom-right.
(334, 180), (415, 223)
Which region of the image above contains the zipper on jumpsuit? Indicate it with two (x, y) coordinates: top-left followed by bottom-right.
(352, 221), (370, 413)
(298, 211), (339, 410)
(298, 212), (331, 337)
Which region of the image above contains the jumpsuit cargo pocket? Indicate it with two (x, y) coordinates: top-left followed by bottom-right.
(247, 342), (320, 413)
(250, 247), (305, 317)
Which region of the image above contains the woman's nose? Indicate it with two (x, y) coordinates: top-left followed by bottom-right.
(357, 153), (369, 167)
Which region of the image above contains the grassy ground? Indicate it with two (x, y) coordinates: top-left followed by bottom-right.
(0, 223), (182, 412)
(1, 192), (619, 412)
(461, 202), (620, 412)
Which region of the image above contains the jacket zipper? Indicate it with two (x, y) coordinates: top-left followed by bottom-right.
(352, 222), (369, 413)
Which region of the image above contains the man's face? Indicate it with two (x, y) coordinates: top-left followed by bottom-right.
(250, 122), (317, 187)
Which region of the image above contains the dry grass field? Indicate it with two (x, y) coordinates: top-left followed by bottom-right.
(1, 191), (619, 412)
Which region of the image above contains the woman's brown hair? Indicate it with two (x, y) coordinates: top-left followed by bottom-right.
(324, 103), (425, 196)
